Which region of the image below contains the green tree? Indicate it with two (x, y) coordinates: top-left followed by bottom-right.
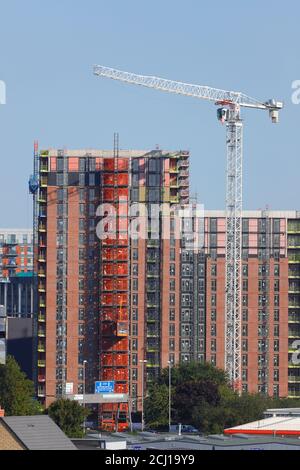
(47, 398), (89, 438)
(0, 355), (42, 416)
(145, 362), (300, 434)
(160, 361), (228, 387)
(172, 380), (220, 427)
(144, 383), (169, 429)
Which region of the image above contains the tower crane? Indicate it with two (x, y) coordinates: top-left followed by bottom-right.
(93, 64), (283, 391)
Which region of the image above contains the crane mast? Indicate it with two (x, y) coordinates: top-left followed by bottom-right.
(93, 65), (283, 391)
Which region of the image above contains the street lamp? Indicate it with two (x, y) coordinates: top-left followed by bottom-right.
(167, 360), (172, 433)
(83, 360), (88, 434)
(139, 360), (147, 431)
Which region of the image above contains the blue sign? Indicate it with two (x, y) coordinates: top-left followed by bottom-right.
(95, 381), (115, 394)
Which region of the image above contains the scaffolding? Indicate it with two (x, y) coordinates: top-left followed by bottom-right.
(99, 152), (130, 431)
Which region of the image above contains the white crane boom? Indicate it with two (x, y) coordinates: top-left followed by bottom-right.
(93, 64), (283, 393)
(93, 65), (282, 113)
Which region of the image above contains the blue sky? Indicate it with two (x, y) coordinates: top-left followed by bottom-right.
(0, 0), (299, 227)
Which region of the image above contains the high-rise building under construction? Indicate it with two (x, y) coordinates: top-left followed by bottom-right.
(35, 147), (191, 429)
(34, 145), (300, 430)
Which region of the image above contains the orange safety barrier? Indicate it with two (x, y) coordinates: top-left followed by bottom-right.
(103, 264), (114, 275)
(103, 279), (114, 291)
(115, 354), (128, 366)
(103, 174), (114, 185)
(116, 158), (129, 170)
(101, 353), (128, 367)
(116, 248), (128, 260)
(102, 278), (128, 291)
(118, 188), (128, 198)
(103, 158), (115, 170)
(103, 188), (115, 200)
(102, 248), (115, 260)
(102, 369), (129, 381)
(102, 354), (113, 366)
(117, 264), (128, 275)
(101, 294), (113, 306)
(114, 383), (128, 393)
(116, 174), (128, 186)
(116, 279), (128, 290)
(116, 293), (128, 305)
(117, 309), (128, 321)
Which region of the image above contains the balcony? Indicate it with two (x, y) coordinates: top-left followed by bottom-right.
(37, 388), (46, 397)
(170, 196), (179, 204)
(170, 180), (179, 188)
(289, 271), (300, 278)
(38, 360), (46, 367)
(39, 300), (46, 308)
(38, 375), (46, 382)
(169, 166), (179, 174)
(38, 250), (46, 262)
(288, 392), (300, 398)
(38, 314), (46, 322)
(38, 224), (46, 233)
(40, 164), (48, 173)
(38, 342), (46, 352)
(38, 269), (46, 277)
(288, 254), (300, 263)
(40, 177), (48, 188)
(147, 331), (160, 338)
(38, 329), (46, 337)
(178, 159), (189, 167)
(288, 377), (300, 383)
(38, 194), (47, 203)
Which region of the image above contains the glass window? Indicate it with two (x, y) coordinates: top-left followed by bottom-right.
(170, 264), (175, 276)
(132, 264), (138, 276)
(211, 264), (217, 276)
(79, 173), (85, 186)
(210, 218), (217, 232)
(169, 324), (175, 336)
(242, 219), (249, 232)
(56, 173), (64, 186)
(169, 309), (175, 321)
(273, 219), (280, 233)
(89, 173), (95, 186)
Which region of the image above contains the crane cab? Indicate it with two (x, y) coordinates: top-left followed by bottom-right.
(217, 107), (229, 124)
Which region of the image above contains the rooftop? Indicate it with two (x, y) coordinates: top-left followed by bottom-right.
(1, 415), (77, 450)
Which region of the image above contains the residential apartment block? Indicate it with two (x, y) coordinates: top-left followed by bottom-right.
(0, 229), (34, 317)
(35, 147), (189, 430)
(34, 144), (300, 431)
